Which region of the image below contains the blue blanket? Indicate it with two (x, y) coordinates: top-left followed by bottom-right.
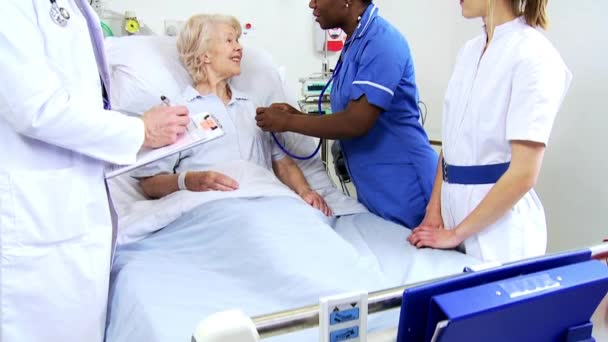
(106, 196), (480, 341)
(106, 196), (395, 341)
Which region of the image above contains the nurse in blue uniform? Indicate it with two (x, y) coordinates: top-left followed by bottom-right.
(256, 0), (438, 228)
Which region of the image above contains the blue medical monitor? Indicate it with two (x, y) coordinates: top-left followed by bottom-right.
(396, 249), (596, 342)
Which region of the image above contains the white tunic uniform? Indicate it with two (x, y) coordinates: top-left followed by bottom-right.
(441, 18), (572, 263)
(0, 1), (143, 341)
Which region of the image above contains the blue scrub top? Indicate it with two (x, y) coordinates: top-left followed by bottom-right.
(330, 4), (438, 228)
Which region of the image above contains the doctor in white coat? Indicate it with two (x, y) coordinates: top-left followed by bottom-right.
(408, 0), (571, 263)
(0, 1), (189, 341)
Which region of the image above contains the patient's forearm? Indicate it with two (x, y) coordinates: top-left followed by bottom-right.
(272, 158), (311, 195)
(139, 174), (180, 199)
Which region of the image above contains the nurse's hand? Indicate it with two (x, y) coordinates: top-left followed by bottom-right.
(407, 226), (462, 250)
(299, 189), (332, 217)
(142, 105), (190, 148)
(185, 171), (239, 192)
(269, 103), (302, 115)
(417, 210), (444, 230)
(256, 106), (291, 132)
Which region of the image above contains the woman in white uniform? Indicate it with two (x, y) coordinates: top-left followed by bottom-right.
(407, 0), (572, 263)
(0, 1), (189, 341)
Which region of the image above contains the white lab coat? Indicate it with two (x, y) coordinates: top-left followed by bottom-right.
(0, 1), (144, 341)
(441, 18), (572, 263)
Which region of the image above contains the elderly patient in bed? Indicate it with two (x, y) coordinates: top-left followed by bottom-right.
(128, 14), (387, 298)
(133, 14), (331, 217)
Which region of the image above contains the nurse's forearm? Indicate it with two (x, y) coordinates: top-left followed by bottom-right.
(426, 151), (444, 213)
(139, 174), (179, 199)
(453, 141), (545, 241)
(285, 111), (372, 139)
(285, 96), (381, 139)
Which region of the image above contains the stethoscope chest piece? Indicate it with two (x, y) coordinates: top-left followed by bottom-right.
(50, 0), (70, 27)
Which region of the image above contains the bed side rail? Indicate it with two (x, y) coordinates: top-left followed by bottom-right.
(252, 243), (608, 339)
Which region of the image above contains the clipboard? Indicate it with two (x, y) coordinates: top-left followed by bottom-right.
(105, 112), (224, 179)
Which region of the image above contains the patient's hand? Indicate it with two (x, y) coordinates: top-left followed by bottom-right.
(299, 189), (332, 217)
(185, 171), (239, 192)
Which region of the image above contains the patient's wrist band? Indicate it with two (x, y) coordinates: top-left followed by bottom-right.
(178, 172), (188, 191)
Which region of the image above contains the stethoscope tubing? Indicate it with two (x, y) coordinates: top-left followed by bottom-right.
(270, 56), (344, 161)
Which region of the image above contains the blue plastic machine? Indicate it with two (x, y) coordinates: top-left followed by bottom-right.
(397, 249), (608, 342)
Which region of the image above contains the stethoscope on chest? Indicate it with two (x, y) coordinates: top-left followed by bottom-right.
(49, 0), (71, 27)
(270, 16), (363, 161)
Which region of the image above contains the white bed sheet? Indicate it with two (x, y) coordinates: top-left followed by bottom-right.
(109, 160), (368, 245)
(105, 197), (480, 342)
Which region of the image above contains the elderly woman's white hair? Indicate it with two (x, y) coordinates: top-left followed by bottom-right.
(177, 14), (242, 84)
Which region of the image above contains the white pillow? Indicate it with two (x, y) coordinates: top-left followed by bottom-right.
(105, 35), (285, 114)
(105, 35), (367, 216)
(105, 36), (191, 115)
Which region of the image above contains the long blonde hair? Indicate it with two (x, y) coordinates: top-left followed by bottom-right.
(486, 0), (497, 42)
(512, 0), (549, 29)
(176, 14), (242, 85)
(486, 0), (549, 42)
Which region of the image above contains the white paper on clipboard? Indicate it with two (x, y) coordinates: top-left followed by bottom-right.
(105, 112), (224, 179)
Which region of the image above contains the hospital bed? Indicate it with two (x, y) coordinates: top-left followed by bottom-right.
(225, 243), (608, 342)
(103, 36), (607, 342)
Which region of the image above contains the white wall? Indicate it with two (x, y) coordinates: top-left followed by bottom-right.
(105, 0), (607, 252)
(537, 1), (608, 252)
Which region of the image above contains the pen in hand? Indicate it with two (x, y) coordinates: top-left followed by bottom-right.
(160, 95), (171, 106)
(161, 95), (193, 133)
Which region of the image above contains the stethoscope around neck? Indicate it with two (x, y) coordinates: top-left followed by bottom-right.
(49, 0), (71, 27)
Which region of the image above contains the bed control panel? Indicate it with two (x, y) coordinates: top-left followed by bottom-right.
(320, 291), (368, 342)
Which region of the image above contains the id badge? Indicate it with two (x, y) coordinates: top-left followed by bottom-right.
(190, 112), (222, 132)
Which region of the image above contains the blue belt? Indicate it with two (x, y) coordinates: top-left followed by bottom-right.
(442, 160), (510, 185)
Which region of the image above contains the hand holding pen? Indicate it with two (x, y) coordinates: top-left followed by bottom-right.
(140, 95), (190, 148)
(160, 95), (171, 106)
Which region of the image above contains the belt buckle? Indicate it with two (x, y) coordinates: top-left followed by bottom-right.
(442, 160), (449, 182)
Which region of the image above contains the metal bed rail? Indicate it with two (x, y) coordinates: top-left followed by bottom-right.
(253, 275), (451, 339)
(252, 243), (608, 339)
